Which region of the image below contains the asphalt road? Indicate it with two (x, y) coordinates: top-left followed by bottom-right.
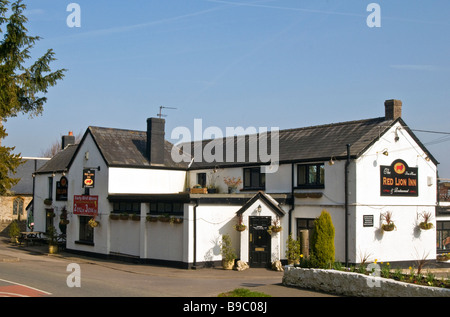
(0, 238), (334, 298)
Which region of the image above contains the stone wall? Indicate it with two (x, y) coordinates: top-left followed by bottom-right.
(283, 267), (450, 297)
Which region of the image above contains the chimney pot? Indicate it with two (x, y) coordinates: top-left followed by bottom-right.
(62, 132), (76, 150)
(385, 99), (402, 120)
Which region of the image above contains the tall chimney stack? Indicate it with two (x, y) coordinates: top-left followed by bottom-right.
(146, 118), (165, 165)
(62, 131), (75, 150)
(384, 99), (402, 120)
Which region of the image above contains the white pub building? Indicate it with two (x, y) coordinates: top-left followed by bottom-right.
(32, 99), (438, 268)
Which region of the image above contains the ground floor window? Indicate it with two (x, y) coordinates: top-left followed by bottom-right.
(149, 201), (183, 215)
(79, 216), (94, 244)
(437, 221), (450, 252)
(112, 201), (141, 214)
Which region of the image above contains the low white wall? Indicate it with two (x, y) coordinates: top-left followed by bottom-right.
(283, 267), (450, 297)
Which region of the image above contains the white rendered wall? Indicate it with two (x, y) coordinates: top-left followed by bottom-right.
(109, 167), (186, 194)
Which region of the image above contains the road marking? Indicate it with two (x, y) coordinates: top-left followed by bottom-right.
(0, 278), (51, 297)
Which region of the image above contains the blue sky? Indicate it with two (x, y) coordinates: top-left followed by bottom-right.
(3, 0), (450, 177)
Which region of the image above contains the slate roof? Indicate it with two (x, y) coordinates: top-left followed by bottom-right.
(36, 144), (78, 174)
(60, 116), (437, 171)
(187, 117), (400, 169)
(85, 126), (189, 169)
(9, 158), (50, 194)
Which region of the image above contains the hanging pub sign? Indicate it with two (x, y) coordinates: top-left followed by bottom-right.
(73, 195), (98, 216)
(83, 168), (95, 188)
(380, 159), (418, 196)
(56, 176), (68, 201)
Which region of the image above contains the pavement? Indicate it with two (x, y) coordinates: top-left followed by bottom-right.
(0, 238), (334, 297)
(2, 238), (450, 297)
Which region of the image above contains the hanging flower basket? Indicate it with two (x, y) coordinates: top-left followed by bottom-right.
(88, 218), (99, 228)
(267, 225), (282, 235)
(382, 223), (396, 232)
(419, 222), (433, 230)
(234, 224), (247, 232)
(60, 219), (70, 225)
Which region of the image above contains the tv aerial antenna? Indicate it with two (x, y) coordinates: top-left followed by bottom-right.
(157, 106), (177, 118)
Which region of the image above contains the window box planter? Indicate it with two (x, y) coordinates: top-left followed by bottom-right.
(131, 214), (140, 221)
(158, 214), (171, 222)
(119, 213), (129, 220)
(109, 214), (119, 220)
(146, 215), (158, 222)
(171, 217), (183, 224)
(191, 187), (208, 194)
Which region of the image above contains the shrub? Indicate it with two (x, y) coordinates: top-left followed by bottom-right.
(310, 210), (335, 269)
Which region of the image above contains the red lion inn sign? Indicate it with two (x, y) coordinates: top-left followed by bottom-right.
(380, 159), (418, 196)
(73, 195), (99, 216)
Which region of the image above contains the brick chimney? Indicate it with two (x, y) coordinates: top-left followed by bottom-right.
(384, 99), (402, 120)
(146, 118), (165, 165)
(61, 131), (75, 150)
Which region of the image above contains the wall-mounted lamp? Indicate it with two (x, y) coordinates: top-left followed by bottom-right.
(382, 149), (389, 156)
(329, 156), (336, 165)
(256, 205), (262, 215)
(84, 151), (89, 160)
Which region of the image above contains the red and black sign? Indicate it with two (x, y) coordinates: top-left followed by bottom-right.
(380, 159), (418, 196)
(83, 169), (95, 188)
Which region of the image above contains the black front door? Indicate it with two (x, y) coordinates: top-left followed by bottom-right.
(249, 216), (271, 268)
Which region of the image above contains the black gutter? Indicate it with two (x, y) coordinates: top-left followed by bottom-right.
(345, 144), (351, 267)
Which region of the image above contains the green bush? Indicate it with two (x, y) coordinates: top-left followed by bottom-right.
(310, 210), (335, 269)
(9, 220), (21, 239)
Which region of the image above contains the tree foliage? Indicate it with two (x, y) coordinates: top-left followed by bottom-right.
(310, 210), (335, 269)
(0, 0), (66, 194)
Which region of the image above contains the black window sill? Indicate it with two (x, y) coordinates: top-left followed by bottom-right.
(75, 240), (94, 246)
(294, 185), (325, 190)
(241, 187), (266, 192)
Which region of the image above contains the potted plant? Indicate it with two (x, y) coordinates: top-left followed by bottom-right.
(233, 215), (247, 232)
(8, 220), (21, 244)
(207, 170), (219, 193)
(267, 216), (282, 234)
(381, 211), (396, 232)
(220, 234), (237, 270)
(285, 234), (301, 265)
(47, 225), (58, 254)
(419, 211), (434, 230)
(224, 176), (242, 194)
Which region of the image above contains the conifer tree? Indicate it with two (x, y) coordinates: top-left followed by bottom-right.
(310, 210), (335, 268)
(0, 0), (66, 194)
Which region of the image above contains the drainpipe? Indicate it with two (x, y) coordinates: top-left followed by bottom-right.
(192, 200), (199, 269)
(288, 163), (295, 236)
(345, 144), (351, 267)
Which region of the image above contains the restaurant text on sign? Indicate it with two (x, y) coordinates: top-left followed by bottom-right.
(73, 195), (98, 216)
